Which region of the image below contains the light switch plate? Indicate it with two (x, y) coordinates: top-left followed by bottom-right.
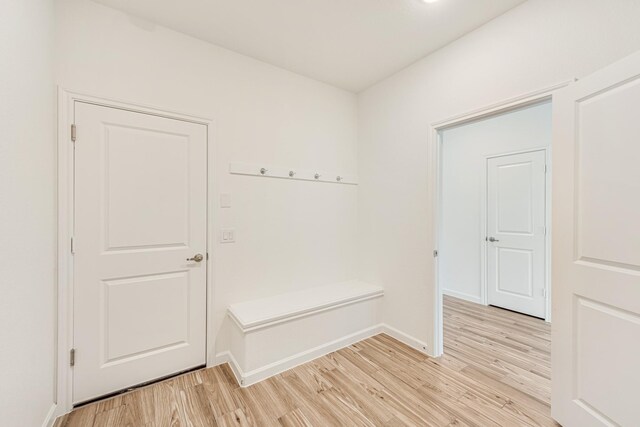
(220, 228), (235, 243)
(220, 193), (232, 208)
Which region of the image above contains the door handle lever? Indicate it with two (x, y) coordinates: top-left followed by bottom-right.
(488, 237), (499, 242)
(187, 253), (204, 262)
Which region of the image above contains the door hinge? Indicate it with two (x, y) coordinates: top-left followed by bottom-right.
(544, 164), (548, 173)
(433, 250), (438, 258)
(70, 237), (74, 254)
(70, 348), (76, 367)
(71, 124), (77, 142)
(542, 289), (547, 298)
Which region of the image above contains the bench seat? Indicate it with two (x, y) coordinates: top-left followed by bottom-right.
(228, 280), (384, 332)
(225, 280), (384, 386)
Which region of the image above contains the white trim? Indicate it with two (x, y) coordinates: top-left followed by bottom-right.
(55, 88), (74, 419)
(211, 351), (244, 386)
(214, 324), (427, 387)
(221, 325), (383, 387)
(55, 88), (216, 414)
(442, 288), (483, 305)
(544, 147), (552, 324)
(431, 80), (574, 130)
(381, 324), (430, 354)
(430, 81), (570, 357)
(215, 323), (427, 387)
(206, 99), (219, 365)
(239, 325), (384, 386)
(431, 130), (444, 358)
(228, 287), (384, 332)
(42, 403), (58, 427)
(479, 151), (488, 306)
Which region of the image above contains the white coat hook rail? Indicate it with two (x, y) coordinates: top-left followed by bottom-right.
(229, 162), (358, 185)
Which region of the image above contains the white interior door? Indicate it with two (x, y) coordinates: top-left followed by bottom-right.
(552, 51), (640, 426)
(73, 102), (208, 404)
(487, 150), (546, 318)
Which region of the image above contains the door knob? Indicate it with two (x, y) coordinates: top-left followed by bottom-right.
(187, 253), (204, 262)
(488, 237), (499, 242)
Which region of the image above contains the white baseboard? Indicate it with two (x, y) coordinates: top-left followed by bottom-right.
(212, 350), (244, 387)
(42, 403), (58, 427)
(381, 324), (430, 356)
(213, 323), (434, 387)
(217, 324), (383, 387)
(442, 288), (483, 305)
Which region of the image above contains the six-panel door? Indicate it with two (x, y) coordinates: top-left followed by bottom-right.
(73, 102), (208, 404)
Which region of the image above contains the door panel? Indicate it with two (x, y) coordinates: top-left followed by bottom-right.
(496, 161), (534, 234)
(487, 150), (546, 318)
(552, 51), (640, 426)
(103, 272), (190, 364)
(574, 298), (640, 427)
(496, 248), (533, 297)
(104, 125), (190, 250)
(577, 76), (640, 268)
(73, 102), (207, 404)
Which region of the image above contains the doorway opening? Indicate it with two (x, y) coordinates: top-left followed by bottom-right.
(432, 97), (554, 414)
(432, 93), (555, 355)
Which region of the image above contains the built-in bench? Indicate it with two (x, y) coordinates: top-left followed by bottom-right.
(226, 280), (384, 386)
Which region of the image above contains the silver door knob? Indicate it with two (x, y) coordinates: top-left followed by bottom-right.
(488, 237), (499, 242)
(187, 253), (204, 262)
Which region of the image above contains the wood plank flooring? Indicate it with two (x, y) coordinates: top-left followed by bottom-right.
(55, 296), (556, 426)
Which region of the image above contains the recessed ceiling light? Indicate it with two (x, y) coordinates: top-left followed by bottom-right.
(421, 0), (440, 3)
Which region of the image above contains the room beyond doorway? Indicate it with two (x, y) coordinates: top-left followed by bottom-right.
(437, 100), (552, 322)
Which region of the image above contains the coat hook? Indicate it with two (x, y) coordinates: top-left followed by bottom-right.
(336, 176), (342, 182)
(289, 170), (296, 177)
(314, 173), (321, 180)
(260, 168), (268, 175)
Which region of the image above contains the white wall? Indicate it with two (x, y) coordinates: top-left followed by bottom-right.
(357, 0), (640, 354)
(0, 0), (56, 425)
(55, 0), (359, 358)
(440, 101), (551, 303)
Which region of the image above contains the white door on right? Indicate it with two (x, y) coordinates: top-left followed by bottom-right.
(487, 150), (546, 318)
(552, 51), (640, 426)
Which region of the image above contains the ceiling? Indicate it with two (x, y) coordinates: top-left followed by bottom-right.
(93, 0), (526, 92)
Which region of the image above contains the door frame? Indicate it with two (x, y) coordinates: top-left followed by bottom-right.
(55, 88), (217, 415)
(482, 148), (551, 319)
(428, 81), (571, 357)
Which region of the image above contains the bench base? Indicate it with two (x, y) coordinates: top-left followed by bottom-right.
(221, 281), (386, 386)
(216, 320), (431, 387)
(216, 281), (431, 387)
(222, 323), (384, 387)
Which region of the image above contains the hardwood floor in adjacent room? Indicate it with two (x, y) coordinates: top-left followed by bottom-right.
(55, 296), (555, 426)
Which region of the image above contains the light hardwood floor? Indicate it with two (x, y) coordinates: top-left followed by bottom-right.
(55, 296), (556, 426)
